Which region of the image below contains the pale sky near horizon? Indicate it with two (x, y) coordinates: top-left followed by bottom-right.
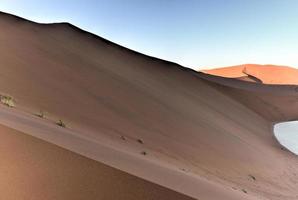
(274, 122), (298, 155)
(0, 0), (298, 70)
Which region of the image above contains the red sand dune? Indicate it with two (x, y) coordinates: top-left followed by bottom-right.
(1, 11), (298, 200)
(203, 64), (298, 84)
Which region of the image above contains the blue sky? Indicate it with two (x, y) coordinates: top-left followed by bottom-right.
(0, 0), (298, 69)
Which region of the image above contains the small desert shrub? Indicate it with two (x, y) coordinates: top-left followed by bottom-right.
(141, 151), (147, 155)
(57, 120), (66, 128)
(0, 95), (15, 107)
(137, 139), (144, 144)
(248, 174), (256, 181)
(242, 189), (247, 194)
(37, 110), (46, 118)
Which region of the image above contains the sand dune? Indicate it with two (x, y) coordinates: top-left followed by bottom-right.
(203, 64), (298, 84)
(0, 123), (194, 200)
(1, 11), (298, 200)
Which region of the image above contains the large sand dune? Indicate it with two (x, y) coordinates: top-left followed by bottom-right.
(0, 11), (298, 199)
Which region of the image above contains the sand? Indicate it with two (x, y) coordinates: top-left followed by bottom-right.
(0, 11), (298, 200)
(0, 123), (194, 200)
(203, 64), (298, 84)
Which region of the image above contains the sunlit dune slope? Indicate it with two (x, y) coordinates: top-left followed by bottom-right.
(203, 64), (298, 84)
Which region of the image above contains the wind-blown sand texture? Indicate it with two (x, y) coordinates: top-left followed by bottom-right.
(1, 11), (298, 199)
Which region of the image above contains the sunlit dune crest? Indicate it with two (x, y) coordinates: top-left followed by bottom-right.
(202, 64), (298, 85)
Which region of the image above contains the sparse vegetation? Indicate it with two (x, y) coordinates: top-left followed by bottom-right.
(137, 139), (144, 144)
(248, 174), (256, 181)
(0, 95), (15, 107)
(57, 119), (66, 128)
(36, 110), (47, 118)
(242, 189), (247, 194)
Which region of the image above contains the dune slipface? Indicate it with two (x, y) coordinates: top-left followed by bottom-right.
(0, 11), (298, 200)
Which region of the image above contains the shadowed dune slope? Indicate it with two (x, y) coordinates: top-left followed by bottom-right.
(198, 70), (298, 122)
(1, 11), (298, 200)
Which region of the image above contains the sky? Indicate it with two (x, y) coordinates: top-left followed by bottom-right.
(274, 122), (298, 155)
(0, 0), (298, 70)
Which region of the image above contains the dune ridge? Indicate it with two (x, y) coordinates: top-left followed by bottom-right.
(0, 11), (298, 199)
(202, 64), (298, 84)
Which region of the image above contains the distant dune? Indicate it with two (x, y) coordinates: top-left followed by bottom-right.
(1, 11), (298, 200)
(203, 64), (298, 84)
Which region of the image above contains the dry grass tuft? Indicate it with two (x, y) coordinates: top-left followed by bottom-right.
(57, 119), (66, 128)
(0, 95), (15, 107)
